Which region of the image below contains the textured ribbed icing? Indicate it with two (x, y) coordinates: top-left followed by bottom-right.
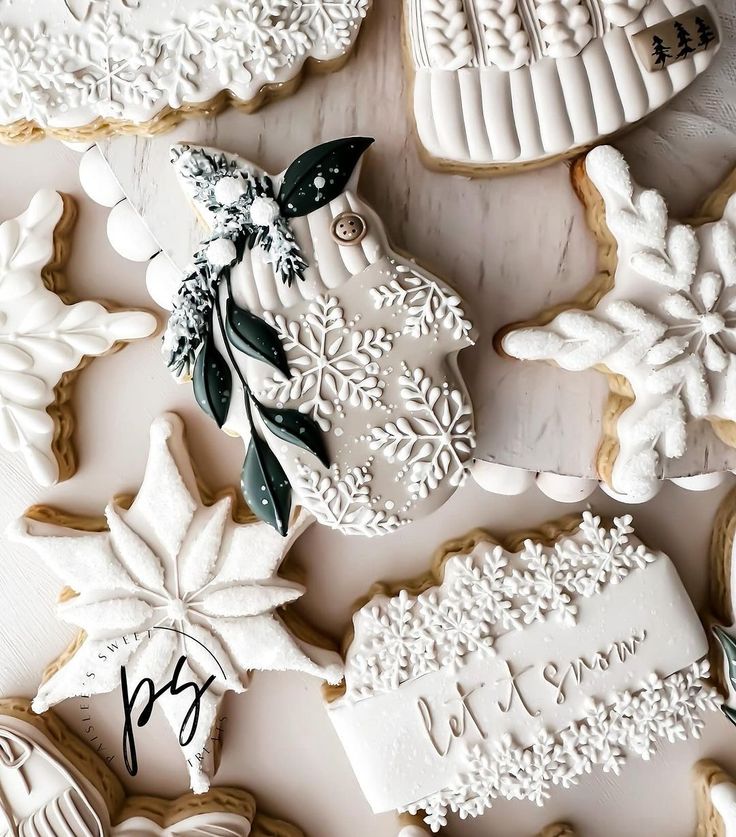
(406, 0), (720, 168)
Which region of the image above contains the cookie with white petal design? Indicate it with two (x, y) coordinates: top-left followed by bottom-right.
(0, 189), (155, 486)
(0, 697), (304, 836)
(404, 0), (720, 174)
(9, 412), (343, 795)
(0, 0), (370, 143)
(326, 510), (717, 831)
(499, 144), (736, 501)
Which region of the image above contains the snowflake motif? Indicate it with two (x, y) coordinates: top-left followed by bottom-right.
(292, 460), (404, 537)
(370, 263), (473, 341)
(342, 512), (667, 698)
(403, 662), (719, 831)
(288, 0), (370, 50)
(502, 146), (736, 499)
(64, 11), (159, 115)
(369, 366), (475, 498)
(0, 26), (64, 121)
(0, 190), (154, 486)
(11, 415), (343, 795)
(261, 295), (393, 431)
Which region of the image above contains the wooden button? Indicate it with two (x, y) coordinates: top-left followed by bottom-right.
(331, 212), (367, 245)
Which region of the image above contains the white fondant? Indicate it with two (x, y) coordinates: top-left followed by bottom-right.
(535, 471), (598, 502)
(112, 812), (252, 836)
(168, 144), (476, 537)
(0, 189), (155, 486)
(0, 0), (370, 135)
(107, 200), (160, 262)
(711, 782), (736, 836)
(79, 147), (125, 207)
(408, 0), (720, 168)
(470, 461), (536, 495)
(503, 145), (736, 501)
(11, 413), (344, 794)
(146, 253), (179, 312)
(328, 512), (717, 830)
(670, 472), (728, 491)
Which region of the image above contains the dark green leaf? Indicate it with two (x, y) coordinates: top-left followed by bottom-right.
(257, 403), (330, 467)
(723, 704), (736, 729)
(278, 137), (374, 218)
(225, 298), (291, 378)
(241, 432), (292, 535)
(193, 332), (232, 428)
(714, 625), (736, 690)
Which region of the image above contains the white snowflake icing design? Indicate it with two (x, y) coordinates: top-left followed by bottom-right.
(292, 460), (404, 537)
(261, 295), (393, 431)
(369, 366), (475, 498)
(502, 146), (736, 500)
(404, 661), (719, 831)
(371, 264), (473, 341)
(0, 0), (369, 127)
(10, 414), (343, 795)
(0, 190), (154, 486)
(342, 512), (656, 698)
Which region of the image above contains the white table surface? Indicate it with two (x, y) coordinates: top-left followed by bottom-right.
(0, 2), (736, 835)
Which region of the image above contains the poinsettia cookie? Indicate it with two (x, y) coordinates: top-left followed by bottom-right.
(160, 138), (476, 537)
(499, 145), (736, 501)
(0, 697), (304, 835)
(0, 0), (370, 143)
(326, 511), (718, 831)
(695, 760), (736, 837)
(404, 0), (720, 173)
(0, 189), (155, 485)
(9, 412), (343, 794)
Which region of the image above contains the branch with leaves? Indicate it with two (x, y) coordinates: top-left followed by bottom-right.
(163, 138), (374, 534)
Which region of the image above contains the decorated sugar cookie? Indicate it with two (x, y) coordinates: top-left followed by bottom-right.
(500, 145), (736, 501)
(9, 413), (343, 794)
(327, 511), (718, 830)
(0, 189), (155, 486)
(161, 138), (476, 536)
(0, 697), (303, 835)
(695, 760), (736, 837)
(404, 0), (721, 173)
(0, 0), (370, 143)
(397, 814), (575, 835)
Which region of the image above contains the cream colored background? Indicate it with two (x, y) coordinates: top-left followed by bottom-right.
(1, 1), (736, 835)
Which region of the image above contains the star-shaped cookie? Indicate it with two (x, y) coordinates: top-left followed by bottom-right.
(10, 412), (343, 794)
(0, 189), (155, 485)
(0, 697), (303, 835)
(500, 145), (736, 501)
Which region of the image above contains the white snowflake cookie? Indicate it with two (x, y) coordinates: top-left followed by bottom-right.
(500, 145), (736, 501)
(327, 511), (718, 831)
(9, 413), (343, 795)
(406, 0), (720, 172)
(0, 189), (155, 486)
(161, 139), (476, 537)
(0, 0), (370, 142)
(0, 697), (306, 836)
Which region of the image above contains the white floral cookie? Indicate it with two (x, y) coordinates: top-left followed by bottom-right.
(500, 145), (736, 501)
(160, 138), (476, 537)
(10, 412), (343, 794)
(0, 189), (155, 486)
(326, 511), (718, 831)
(0, 697), (303, 835)
(404, 0), (721, 173)
(0, 0), (370, 143)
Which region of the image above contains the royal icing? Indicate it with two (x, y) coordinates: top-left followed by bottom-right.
(112, 813), (251, 836)
(711, 782), (736, 837)
(10, 413), (343, 795)
(398, 826), (431, 837)
(406, 0), (720, 168)
(328, 512), (717, 831)
(502, 145), (736, 501)
(0, 0), (369, 137)
(0, 189), (155, 486)
(162, 140), (475, 537)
